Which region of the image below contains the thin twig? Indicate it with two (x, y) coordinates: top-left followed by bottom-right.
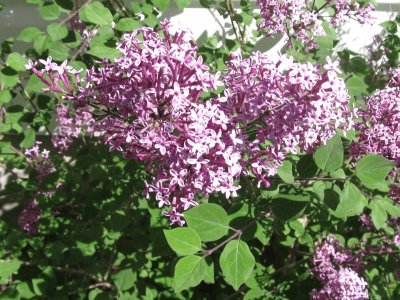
(60, 0), (93, 25)
(204, 210), (271, 256)
(6, 260), (100, 281)
(225, 0), (241, 45)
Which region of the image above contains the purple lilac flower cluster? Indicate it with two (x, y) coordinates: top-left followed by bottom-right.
(18, 198), (42, 235)
(28, 21), (240, 224)
(27, 21), (354, 224)
(223, 53), (353, 187)
(83, 21), (244, 224)
(52, 104), (97, 153)
(257, 0), (374, 50)
(18, 142), (54, 234)
(310, 235), (368, 300)
(24, 142), (54, 181)
(350, 67), (400, 164)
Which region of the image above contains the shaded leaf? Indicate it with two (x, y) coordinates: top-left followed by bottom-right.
(356, 154), (395, 190)
(314, 134), (343, 172)
(334, 181), (368, 217)
(219, 240), (255, 290)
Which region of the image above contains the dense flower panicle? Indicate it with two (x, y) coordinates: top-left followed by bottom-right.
(27, 21), (353, 224)
(52, 104), (97, 153)
(68, 20), (240, 224)
(18, 199), (41, 235)
(25, 21), (244, 224)
(311, 268), (369, 300)
(223, 52), (353, 186)
(257, 0), (374, 50)
(92, 22), (243, 224)
(351, 68), (400, 164)
(310, 235), (368, 300)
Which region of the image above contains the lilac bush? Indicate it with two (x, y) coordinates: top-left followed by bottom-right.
(1, 0), (400, 299)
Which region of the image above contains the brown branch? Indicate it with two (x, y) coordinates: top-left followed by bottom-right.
(225, 0), (241, 45)
(11, 260), (99, 281)
(204, 211), (271, 257)
(60, 0), (93, 25)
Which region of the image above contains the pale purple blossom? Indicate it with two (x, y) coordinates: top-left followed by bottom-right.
(351, 67), (400, 164)
(224, 53), (353, 186)
(310, 235), (368, 300)
(52, 104), (97, 153)
(25, 142), (54, 181)
(33, 20), (241, 224)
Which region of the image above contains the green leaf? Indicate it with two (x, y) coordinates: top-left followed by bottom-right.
(183, 203), (229, 242)
(16, 282), (35, 298)
(144, 14), (158, 28)
(382, 197), (400, 217)
(219, 240), (255, 290)
(203, 257), (214, 284)
(315, 36), (333, 50)
(334, 181), (368, 217)
(0, 67), (18, 89)
(380, 20), (397, 34)
(350, 57), (369, 75)
(20, 128), (36, 149)
(0, 259), (21, 284)
(87, 45), (121, 60)
(370, 199), (387, 229)
(153, 0), (170, 11)
(39, 2), (61, 20)
(239, 11), (253, 26)
(163, 227), (201, 256)
(174, 255), (205, 293)
(115, 18), (142, 32)
(6, 52), (28, 72)
(48, 41), (69, 61)
(0, 90), (12, 105)
(346, 75), (369, 96)
(79, 2), (113, 26)
(55, 0), (73, 10)
(175, 0), (192, 9)
(26, 74), (47, 94)
(18, 27), (42, 42)
(329, 168), (346, 179)
(271, 193), (309, 221)
(47, 23), (68, 41)
(113, 268), (136, 291)
(322, 21), (336, 40)
(314, 134), (343, 172)
(277, 161), (294, 184)
(32, 278), (46, 296)
(355, 154), (395, 190)
(34, 35), (49, 55)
